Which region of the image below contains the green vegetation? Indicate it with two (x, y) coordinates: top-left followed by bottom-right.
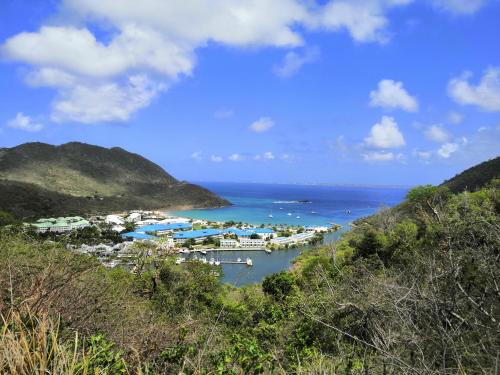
(1, 175), (499, 373)
(441, 156), (499, 193)
(0, 142), (229, 219)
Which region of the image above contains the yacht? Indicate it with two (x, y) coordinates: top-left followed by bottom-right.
(296, 216), (301, 219)
(246, 258), (253, 266)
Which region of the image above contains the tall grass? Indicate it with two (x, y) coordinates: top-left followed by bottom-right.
(0, 310), (144, 375)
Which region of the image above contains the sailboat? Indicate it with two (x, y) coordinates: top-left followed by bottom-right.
(268, 210), (273, 218)
(287, 212), (292, 216)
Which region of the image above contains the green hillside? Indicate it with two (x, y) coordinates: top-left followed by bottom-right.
(441, 156), (500, 193)
(0, 142), (229, 218)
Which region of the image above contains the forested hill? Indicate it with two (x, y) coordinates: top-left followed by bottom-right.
(0, 142), (229, 218)
(441, 156), (500, 193)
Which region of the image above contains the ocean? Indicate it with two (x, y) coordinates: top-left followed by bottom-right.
(172, 182), (409, 286)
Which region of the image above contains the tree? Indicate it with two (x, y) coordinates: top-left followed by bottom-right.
(262, 271), (296, 300)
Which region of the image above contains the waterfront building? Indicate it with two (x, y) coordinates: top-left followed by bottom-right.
(136, 222), (192, 235)
(240, 238), (266, 248)
(173, 229), (223, 244)
(220, 239), (239, 248)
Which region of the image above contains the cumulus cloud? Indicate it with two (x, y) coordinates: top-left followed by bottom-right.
(364, 116), (406, 148)
(50, 75), (166, 123)
(210, 155), (223, 162)
(314, 0), (413, 43)
(228, 153), (242, 161)
(425, 125), (450, 143)
(274, 47), (320, 78)
(249, 117), (274, 133)
(437, 142), (459, 158)
(6, 112), (43, 132)
(369, 79), (418, 112)
(1, 0), (419, 123)
(431, 0), (488, 14)
(448, 68), (500, 112)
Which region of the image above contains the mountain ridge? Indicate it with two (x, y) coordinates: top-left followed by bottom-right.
(0, 142), (230, 218)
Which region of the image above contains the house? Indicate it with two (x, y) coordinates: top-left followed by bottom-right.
(223, 227), (275, 239)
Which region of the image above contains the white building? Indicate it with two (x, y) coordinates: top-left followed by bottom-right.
(127, 212), (142, 222)
(240, 238), (266, 248)
(105, 215), (125, 225)
(158, 216), (191, 224)
(220, 239), (239, 248)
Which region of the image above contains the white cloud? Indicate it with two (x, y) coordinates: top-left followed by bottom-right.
(249, 117), (274, 133)
(191, 151), (203, 161)
(369, 79), (418, 112)
(1, 0), (420, 123)
(314, 0), (413, 43)
(425, 125), (450, 143)
(362, 151), (395, 162)
(213, 109), (234, 119)
(447, 111), (463, 124)
(448, 68), (500, 112)
(274, 47), (319, 78)
(228, 153), (242, 161)
(417, 150), (432, 159)
(7, 112), (43, 132)
(51, 75), (166, 123)
(210, 155), (223, 162)
(431, 0), (487, 14)
(364, 116), (406, 149)
(437, 142), (459, 158)
(263, 151), (275, 160)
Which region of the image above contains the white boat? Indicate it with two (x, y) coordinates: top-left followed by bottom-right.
(311, 211), (317, 214)
(287, 213), (292, 216)
(265, 248), (272, 254)
(246, 258), (253, 266)
(200, 250), (207, 255)
(209, 258), (215, 265)
(215, 260), (221, 266)
(296, 216), (301, 219)
(279, 207), (283, 210)
(237, 257), (242, 262)
(268, 214), (273, 218)
(175, 257), (185, 265)
(201, 258), (207, 264)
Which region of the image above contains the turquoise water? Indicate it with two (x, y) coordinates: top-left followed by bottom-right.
(172, 182), (408, 286)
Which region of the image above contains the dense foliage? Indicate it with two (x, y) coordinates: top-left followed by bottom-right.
(1, 180), (499, 374)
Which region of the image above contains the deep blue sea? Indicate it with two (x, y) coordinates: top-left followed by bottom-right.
(172, 182), (409, 286)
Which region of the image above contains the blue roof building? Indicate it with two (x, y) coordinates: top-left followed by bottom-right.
(173, 229), (223, 240)
(223, 227), (275, 237)
(121, 232), (157, 240)
(136, 223), (192, 233)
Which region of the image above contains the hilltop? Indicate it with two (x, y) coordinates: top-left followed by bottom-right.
(441, 156), (500, 193)
(0, 142), (229, 218)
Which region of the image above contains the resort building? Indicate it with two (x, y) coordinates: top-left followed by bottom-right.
(27, 217), (90, 233)
(173, 229), (223, 244)
(158, 216), (191, 224)
(270, 232), (316, 247)
(240, 238), (266, 248)
(121, 232), (157, 241)
(220, 239), (239, 248)
(136, 223), (192, 236)
(126, 212), (142, 222)
(223, 227), (275, 239)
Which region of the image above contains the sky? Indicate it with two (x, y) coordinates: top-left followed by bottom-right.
(0, 0), (499, 186)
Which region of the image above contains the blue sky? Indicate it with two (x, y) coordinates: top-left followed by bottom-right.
(0, 0), (499, 186)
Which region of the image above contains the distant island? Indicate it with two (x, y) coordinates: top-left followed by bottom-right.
(0, 142), (230, 218)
